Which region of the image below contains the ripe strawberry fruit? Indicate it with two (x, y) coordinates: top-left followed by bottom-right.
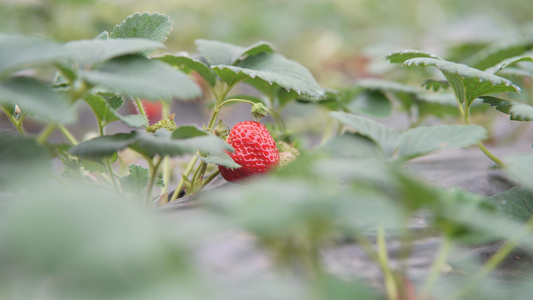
(219, 121), (280, 182)
(130, 99), (162, 125)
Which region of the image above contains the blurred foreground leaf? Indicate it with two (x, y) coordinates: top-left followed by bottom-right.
(0, 77), (74, 124)
(488, 187), (533, 222)
(64, 38), (163, 67)
(0, 133), (51, 190)
(79, 55), (202, 101)
(0, 34), (65, 77)
(331, 112), (487, 160)
(70, 129), (232, 159)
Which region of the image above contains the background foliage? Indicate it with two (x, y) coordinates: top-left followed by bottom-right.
(2, 1), (533, 300)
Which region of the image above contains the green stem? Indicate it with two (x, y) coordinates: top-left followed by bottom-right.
(145, 157), (163, 206)
(455, 96), (467, 120)
(36, 123), (56, 145)
(104, 158), (119, 192)
(134, 97), (147, 119)
(160, 101), (172, 196)
(269, 108), (286, 131)
(421, 237), (453, 299)
(462, 102), (507, 169)
(451, 214), (533, 300)
(170, 154), (199, 202)
(207, 107), (221, 130)
(161, 100), (171, 119)
(377, 226), (399, 300)
(192, 161), (206, 183)
(476, 141), (507, 169)
(201, 169), (220, 188)
(161, 156), (170, 195)
(207, 98), (262, 130)
(57, 124), (78, 145)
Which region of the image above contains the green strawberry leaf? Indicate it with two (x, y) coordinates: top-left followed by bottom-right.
(95, 30), (109, 40)
(119, 164), (150, 193)
(80, 160), (107, 173)
(356, 78), (423, 94)
(0, 133), (52, 189)
(84, 94), (148, 128)
(110, 12), (172, 44)
(498, 67), (533, 78)
(213, 53), (325, 99)
(0, 34), (66, 78)
(84, 94), (121, 125)
(330, 111), (400, 157)
(404, 57), (520, 107)
(117, 114), (149, 129)
(434, 188), (521, 244)
(172, 125), (208, 139)
(413, 92), (462, 117)
(197, 152), (241, 169)
(69, 132), (137, 159)
(485, 54), (533, 74)
(210, 66), (250, 87)
(71, 130), (230, 159)
(421, 79), (449, 92)
(481, 96), (533, 121)
(350, 79), (424, 117)
(130, 129), (233, 158)
(488, 187), (533, 222)
(347, 90), (392, 118)
(63, 38), (163, 68)
(0, 77), (74, 124)
(506, 154), (533, 190)
(464, 38), (533, 71)
(195, 39), (274, 66)
(79, 55), (202, 101)
(397, 125), (487, 159)
(385, 49), (443, 64)
(156, 54), (216, 87)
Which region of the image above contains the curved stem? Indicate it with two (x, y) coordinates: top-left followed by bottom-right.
(145, 156), (163, 206)
(192, 161), (206, 183)
(201, 169), (220, 188)
(57, 124), (78, 145)
(104, 158), (119, 193)
(477, 141), (507, 169)
(134, 97), (147, 119)
(161, 156), (170, 195)
(269, 108), (286, 131)
(461, 101), (507, 169)
(421, 237), (453, 299)
(36, 123), (56, 145)
(207, 107), (221, 130)
(455, 96), (466, 120)
(450, 214), (533, 300)
(216, 98), (257, 111)
(170, 154), (199, 202)
(377, 226), (399, 300)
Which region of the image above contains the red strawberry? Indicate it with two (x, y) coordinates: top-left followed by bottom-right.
(130, 99), (162, 125)
(219, 121), (280, 182)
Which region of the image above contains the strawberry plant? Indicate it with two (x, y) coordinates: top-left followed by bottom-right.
(0, 12), (325, 206)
